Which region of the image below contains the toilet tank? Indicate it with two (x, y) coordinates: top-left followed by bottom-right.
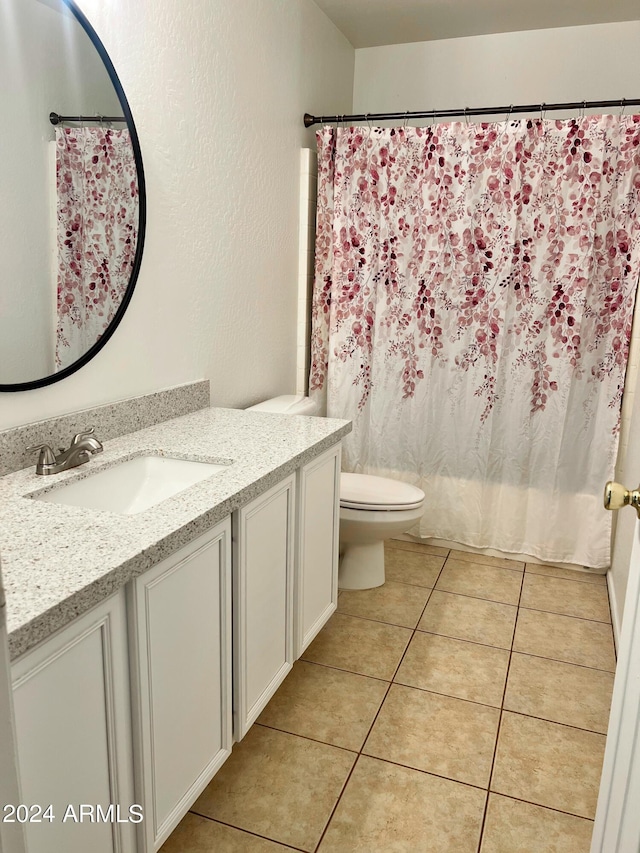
(246, 394), (319, 416)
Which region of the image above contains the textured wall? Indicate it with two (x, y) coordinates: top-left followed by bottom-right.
(0, 0), (354, 428)
(354, 21), (640, 115)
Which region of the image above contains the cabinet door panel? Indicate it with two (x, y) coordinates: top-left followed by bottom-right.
(130, 520), (232, 851)
(234, 475), (295, 739)
(296, 444), (341, 656)
(12, 591), (134, 853)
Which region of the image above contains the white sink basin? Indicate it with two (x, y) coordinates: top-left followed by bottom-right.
(34, 455), (230, 515)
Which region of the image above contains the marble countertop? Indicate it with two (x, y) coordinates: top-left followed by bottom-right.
(0, 407), (351, 660)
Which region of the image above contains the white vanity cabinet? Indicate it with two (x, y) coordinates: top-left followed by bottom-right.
(11, 589), (136, 853)
(5, 434), (344, 853)
(127, 519), (232, 852)
(295, 443), (341, 657)
(233, 474), (296, 740)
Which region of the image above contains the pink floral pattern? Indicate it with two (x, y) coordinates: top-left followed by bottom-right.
(55, 126), (138, 368)
(310, 116), (640, 567)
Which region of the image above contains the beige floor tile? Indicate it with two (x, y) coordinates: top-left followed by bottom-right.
(301, 613), (412, 680)
(520, 574), (611, 623)
(386, 539), (449, 557)
(338, 581), (431, 628)
(513, 609), (616, 671)
(364, 684), (499, 787)
(504, 653), (614, 733)
(480, 794), (594, 853)
(448, 549), (525, 571)
(491, 712), (606, 819)
(318, 755), (485, 852)
(160, 813), (289, 852)
(395, 631), (510, 707)
(436, 560), (523, 605)
(257, 660), (387, 751)
(383, 548), (444, 587)
(526, 563), (607, 586)
(193, 726), (355, 852)
(418, 590), (517, 649)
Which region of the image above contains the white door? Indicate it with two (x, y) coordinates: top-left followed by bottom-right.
(233, 474), (295, 740)
(129, 520), (232, 852)
(591, 372), (640, 851)
(591, 512), (640, 851)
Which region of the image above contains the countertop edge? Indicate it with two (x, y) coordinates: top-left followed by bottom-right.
(7, 423), (351, 661)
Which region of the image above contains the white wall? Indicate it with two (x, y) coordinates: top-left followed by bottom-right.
(0, 0), (121, 385)
(354, 21), (640, 116)
(0, 0), (353, 428)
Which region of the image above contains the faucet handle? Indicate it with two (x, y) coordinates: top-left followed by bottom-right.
(71, 426), (95, 445)
(26, 444), (56, 465)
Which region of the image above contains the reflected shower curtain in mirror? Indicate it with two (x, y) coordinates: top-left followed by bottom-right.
(55, 126), (138, 369)
(310, 117), (640, 567)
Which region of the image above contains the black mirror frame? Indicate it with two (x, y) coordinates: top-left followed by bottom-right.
(0, 0), (146, 392)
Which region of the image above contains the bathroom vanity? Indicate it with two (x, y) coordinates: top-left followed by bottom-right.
(0, 406), (350, 853)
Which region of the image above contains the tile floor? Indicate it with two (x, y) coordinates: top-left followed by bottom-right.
(161, 540), (616, 853)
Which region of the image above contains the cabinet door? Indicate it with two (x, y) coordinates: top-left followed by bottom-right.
(12, 590), (135, 853)
(129, 519), (232, 851)
(233, 474), (295, 740)
(295, 443), (341, 657)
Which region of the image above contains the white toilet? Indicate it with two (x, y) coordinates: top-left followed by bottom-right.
(246, 395), (425, 589)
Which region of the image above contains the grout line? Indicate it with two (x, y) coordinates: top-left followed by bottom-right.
(518, 603), (612, 626)
(416, 620), (515, 652)
(510, 646), (616, 674)
(254, 721), (360, 753)
(525, 567), (608, 586)
(431, 586), (521, 607)
(335, 604), (432, 631)
(510, 648), (617, 675)
(298, 657), (393, 684)
(380, 577), (440, 590)
(387, 680), (503, 711)
(496, 709), (608, 738)
(312, 566), (443, 852)
(188, 812), (307, 851)
(192, 554), (613, 852)
(481, 792), (596, 823)
(354, 752), (493, 794)
(403, 626), (513, 654)
(476, 564), (525, 853)
(442, 550), (525, 570)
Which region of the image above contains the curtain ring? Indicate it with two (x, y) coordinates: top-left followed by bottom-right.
(620, 98), (627, 117)
(464, 107), (469, 125)
(403, 110), (409, 129)
(580, 101), (586, 119)
(540, 102), (546, 121)
(505, 103), (513, 124)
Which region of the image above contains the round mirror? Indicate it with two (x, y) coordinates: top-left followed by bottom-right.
(0, 0), (145, 391)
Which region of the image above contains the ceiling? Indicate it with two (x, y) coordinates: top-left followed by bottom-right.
(313, 0), (640, 48)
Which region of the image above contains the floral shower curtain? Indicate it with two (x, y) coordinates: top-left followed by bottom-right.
(310, 116), (640, 567)
(55, 126), (138, 369)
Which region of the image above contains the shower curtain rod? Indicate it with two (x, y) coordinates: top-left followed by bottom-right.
(49, 112), (126, 125)
(303, 97), (640, 127)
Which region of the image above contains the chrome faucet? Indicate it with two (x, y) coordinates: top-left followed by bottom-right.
(27, 427), (104, 476)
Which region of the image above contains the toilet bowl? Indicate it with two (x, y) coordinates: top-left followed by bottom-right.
(246, 395), (425, 590)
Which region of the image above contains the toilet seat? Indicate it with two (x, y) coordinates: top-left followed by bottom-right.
(340, 473), (424, 512)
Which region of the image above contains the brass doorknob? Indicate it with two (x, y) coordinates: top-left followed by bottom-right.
(604, 481), (640, 517)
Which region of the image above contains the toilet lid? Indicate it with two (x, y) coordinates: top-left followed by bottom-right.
(340, 473), (425, 511)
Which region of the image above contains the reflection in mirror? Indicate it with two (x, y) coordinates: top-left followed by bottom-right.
(0, 0), (143, 389)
